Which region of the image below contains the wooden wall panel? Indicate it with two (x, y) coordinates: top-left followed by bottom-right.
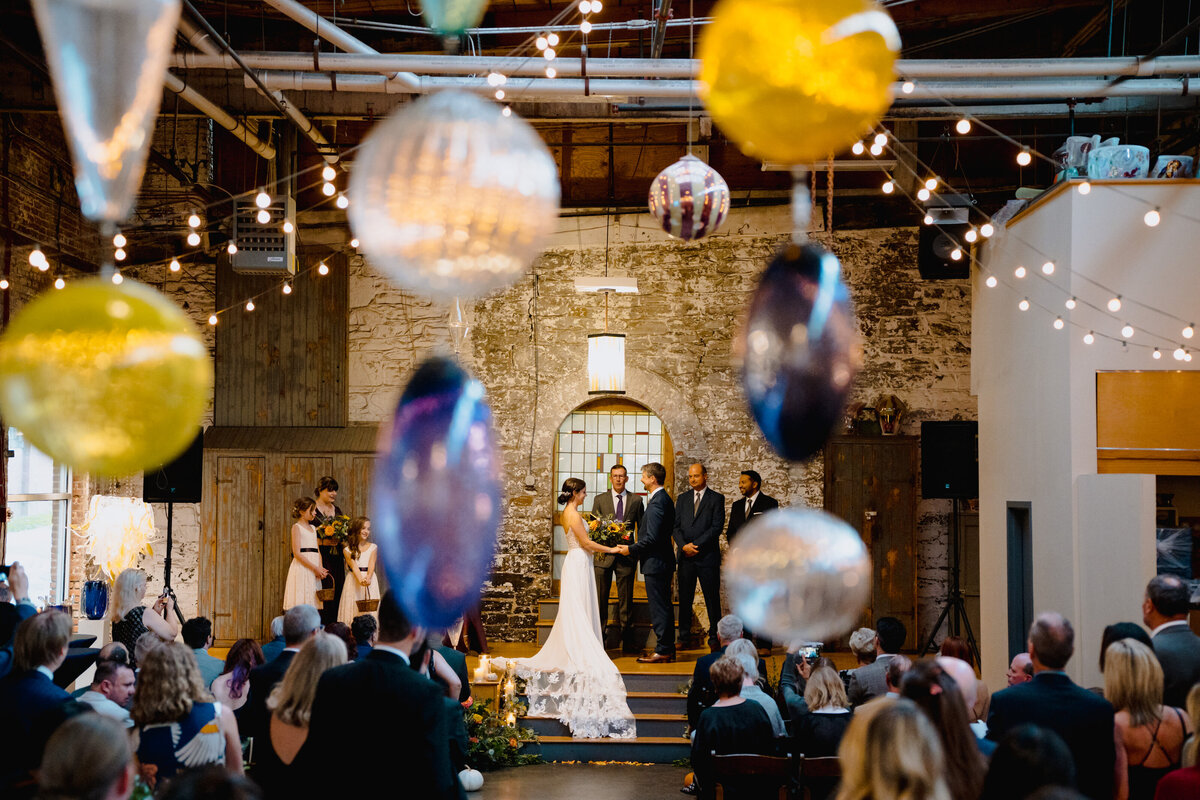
(212, 457), (265, 644)
(1097, 371), (1200, 475)
(214, 248), (348, 427)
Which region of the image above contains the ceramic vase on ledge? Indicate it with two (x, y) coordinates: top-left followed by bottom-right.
(83, 579), (109, 620)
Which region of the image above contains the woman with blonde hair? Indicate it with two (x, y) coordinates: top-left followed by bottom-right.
(253, 632), (347, 797)
(110, 568), (178, 668)
(37, 713), (135, 800)
(1104, 638), (1192, 800)
(837, 698), (951, 800)
(132, 642), (243, 788)
(796, 664), (853, 756)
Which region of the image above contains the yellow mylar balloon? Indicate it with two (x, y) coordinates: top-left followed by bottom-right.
(698, 0), (900, 164)
(0, 279), (212, 477)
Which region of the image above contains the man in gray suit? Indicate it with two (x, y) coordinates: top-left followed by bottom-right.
(592, 464), (644, 652)
(847, 616), (907, 706)
(1143, 573), (1200, 707)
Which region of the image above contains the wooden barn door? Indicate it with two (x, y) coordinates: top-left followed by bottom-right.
(213, 457), (265, 645)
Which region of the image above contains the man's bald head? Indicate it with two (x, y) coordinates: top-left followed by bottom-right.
(936, 656), (978, 715)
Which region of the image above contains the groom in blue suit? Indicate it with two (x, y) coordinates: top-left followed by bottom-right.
(617, 462), (676, 663)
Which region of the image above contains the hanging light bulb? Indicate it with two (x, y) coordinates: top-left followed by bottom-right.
(536, 36), (548, 50)
(227, 241), (238, 255)
(54, 276), (66, 289)
(1053, 317), (1064, 330)
(502, 106), (513, 117)
(336, 193), (349, 209)
(282, 283), (292, 295)
(545, 66), (557, 78)
(915, 187), (929, 201)
(1153, 348), (1162, 360)
(187, 232), (201, 247)
(1183, 324), (1194, 339)
(1065, 296), (1077, 310)
(257, 208), (271, 224)
(1175, 347), (1187, 361)
(0, 279), (9, 290)
(1077, 181), (1091, 195)
(1107, 296), (1122, 312)
(283, 220), (294, 234)
(985, 275), (998, 288)
(964, 228), (978, 243)
(495, 89), (505, 100)
(591, 0), (602, 10)
(980, 223), (995, 237)
(869, 142), (884, 156)
(1121, 323), (1134, 338)
(245, 299), (255, 312)
(544, 47), (556, 60)
(924, 177), (938, 191)
(1083, 331), (1095, 345)
(255, 190), (271, 209)
(322, 182), (336, 197)
(902, 80), (915, 94)
(1144, 208), (1161, 227)
(187, 213), (201, 228)
(851, 141), (865, 155)
(486, 72), (505, 86)
(548, 32), (560, 46)
(1014, 265), (1026, 278)
(317, 262), (330, 276)
(114, 248), (126, 261)
(111, 271), (124, 285)
(880, 180), (894, 194)
(208, 314), (218, 326)
(1186, 351), (1193, 362)
(169, 259), (181, 272)
(580, 20), (592, 33)
(1041, 260), (1055, 275)
(950, 248), (962, 261)
(955, 118), (971, 134)
(923, 214), (934, 226)
(579, 0), (592, 11)
(112, 232), (127, 248)
(1016, 149), (1032, 166)
(873, 133), (888, 147)
(350, 238), (360, 249)
(322, 165), (337, 182)
(29, 248), (46, 268)
(1018, 297), (1030, 311)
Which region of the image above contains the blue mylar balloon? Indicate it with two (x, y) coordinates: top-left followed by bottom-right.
(372, 357), (502, 629)
(739, 243), (861, 462)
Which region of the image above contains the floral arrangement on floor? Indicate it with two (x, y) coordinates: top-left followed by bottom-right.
(464, 698), (541, 771)
(315, 513), (352, 545)
(581, 512), (634, 547)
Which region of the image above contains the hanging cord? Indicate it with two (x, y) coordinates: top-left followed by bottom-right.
(526, 274), (540, 480)
(825, 153), (835, 249)
(686, 0), (695, 155)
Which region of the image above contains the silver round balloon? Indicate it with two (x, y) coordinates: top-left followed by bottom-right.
(348, 91), (561, 301)
(725, 508), (871, 643)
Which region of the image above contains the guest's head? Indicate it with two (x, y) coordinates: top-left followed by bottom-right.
(1103, 638), (1163, 726)
(221, 638), (265, 700)
(15, 609), (71, 672)
(291, 496), (316, 521)
(324, 621), (357, 661)
(1006, 653), (1034, 686)
(885, 655), (912, 695)
(805, 665), (849, 711)
(1098, 622), (1153, 672)
(875, 617), (906, 655)
(837, 698), (950, 800)
(849, 628), (878, 665)
(557, 477), (586, 505)
(641, 462), (665, 489)
(90, 659), (137, 707)
(134, 631), (167, 668)
(936, 656), (980, 717)
(269, 615), (285, 641)
(939, 636), (975, 669)
(687, 463), (708, 491)
(181, 617), (214, 650)
(267, 632), (347, 727)
(314, 476), (339, 504)
(96, 642), (129, 666)
(1144, 574), (1190, 628)
(715, 614), (744, 646)
(979, 723), (1076, 800)
(738, 470), (762, 498)
(131, 641), (212, 726)
(351, 614), (378, 647)
(1185, 684), (1200, 766)
(283, 604), (322, 646)
(378, 590), (421, 649)
(725, 638), (759, 685)
(110, 569), (147, 622)
(37, 713), (134, 800)
(901, 659), (985, 800)
(709, 656), (744, 700)
(159, 766), (262, 800)
(1028, 612), (1074, 671)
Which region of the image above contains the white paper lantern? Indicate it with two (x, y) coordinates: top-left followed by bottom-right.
(648, 154), (730, 241)
(348, 91), (560, 300)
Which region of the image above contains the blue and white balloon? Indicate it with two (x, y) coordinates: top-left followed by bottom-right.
(738, 243), (860, 462)
(372, 357), (502, 628)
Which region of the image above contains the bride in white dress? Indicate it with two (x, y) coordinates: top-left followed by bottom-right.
(502, 477), (637, 739)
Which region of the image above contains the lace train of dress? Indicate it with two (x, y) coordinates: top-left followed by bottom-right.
(513, 530), (636, 739)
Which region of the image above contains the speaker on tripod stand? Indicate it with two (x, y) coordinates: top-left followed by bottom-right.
(920, 421), (980, 663)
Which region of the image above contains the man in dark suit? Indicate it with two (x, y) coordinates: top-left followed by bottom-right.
(436, 639), (472, 703)
(260, 615), (286, 663)
(591, 464), (645, 652)
(304, 591), (459, 798)
(674, 463), (725, 651)
(617, 462), (676, 663)
(847, 616), (906, 706)
(351, 613), (377, 662)
(0, 608), (72, 794)
(724, 470), (779, 545)
(1143, 573), (1200, 708)
(686, 615), (768, 729)
(243, 603), (321, 740)
(987, 612), (1116, 800)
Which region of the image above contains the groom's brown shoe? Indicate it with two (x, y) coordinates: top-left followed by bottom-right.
(637, 652), (675, 664)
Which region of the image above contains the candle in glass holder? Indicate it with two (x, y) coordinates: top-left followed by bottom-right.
(506, 711), (516, 726)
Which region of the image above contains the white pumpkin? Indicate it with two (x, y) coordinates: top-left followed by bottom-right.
(459, 769), (484, 792)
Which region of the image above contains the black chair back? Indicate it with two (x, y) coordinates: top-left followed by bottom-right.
(711, 752), (793, 800)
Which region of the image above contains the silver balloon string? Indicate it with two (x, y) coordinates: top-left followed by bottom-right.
(790, 166), (811, 244)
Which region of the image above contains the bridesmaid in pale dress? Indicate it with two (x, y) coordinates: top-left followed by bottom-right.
(283, 498), (329, 612)
(337, 517), (379, 624)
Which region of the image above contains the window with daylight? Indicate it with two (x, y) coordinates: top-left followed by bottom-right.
(551, 399), (672, 589)
(5, 428), (71, 605)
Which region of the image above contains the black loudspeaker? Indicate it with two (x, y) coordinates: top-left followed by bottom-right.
(143, 429), (204, 503)
(918, 225), (970, 280)
(921, 421), (978, 499)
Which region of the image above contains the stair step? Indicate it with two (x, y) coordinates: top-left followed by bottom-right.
(627, 691), (689, 714)
(529, 735), (691, 764)
(523, 713), (688, 739)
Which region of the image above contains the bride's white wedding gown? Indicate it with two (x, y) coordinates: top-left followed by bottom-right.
(512, 508), (637, 739)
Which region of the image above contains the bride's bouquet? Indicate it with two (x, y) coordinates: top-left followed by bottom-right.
(581, 512), (633, 547)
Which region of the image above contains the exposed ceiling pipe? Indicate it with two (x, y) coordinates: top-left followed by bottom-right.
(164, 72), (276, 159)
(260, 0), (420, 91)
(178, 17), (338, 163)
(172, 51), (1200, 81)
(650, 0), (673, 60)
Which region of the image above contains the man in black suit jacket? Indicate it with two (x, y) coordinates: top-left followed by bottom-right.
(674, 463), (726, 651)
(724, 470), (779, 545)
(618, 462), (676, 663)
(1143, 573), (1200, 708)
(0, 608), (71, 794)
(244, 604), (321, 741)
(592, 464), (645, 652)
(987, 612), (1116, 800)
(303, 591), (459, 799)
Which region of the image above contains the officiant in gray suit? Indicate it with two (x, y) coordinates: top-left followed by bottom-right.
(592, 464), (644, 652)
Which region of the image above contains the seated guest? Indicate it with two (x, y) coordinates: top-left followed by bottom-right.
(884, 654), (911, 699)
(793, 663), (853, 756)
(244, 605), (321, 741)
(847, 617), (906, 707)
(726, 638), (786, 738)
(351, 614), (377, 662)
(260, 616), (286, 663)
(134, 631), (168, 672)
(412, 635), (463, 702)
(110, 569), (178, 668)
(0, 563), (37, 680)
(1104, 639), (1192, 800)
(132, 641), (243, 790)
(901, 658), (986, 800)
(414, 635), (473, 779)
(435, 633), (472, 704)
(182, 617), (225, 689)
(253, 633), (346, 798)
(842, 627), (876, 689)
(689, 615), (767, 730)
(323, 621), (356, 661)
(160, 766), (263, 800)
(691, 656), (775, 800)
(1007, 653), (1035, 686)
(980, 724), (1076, 800)
(938, 656), (993, 748)
(1155, 684), (1200, 797)
(0, 609), (72, 795)
(210, 638), (265, 717)
(837, 698), (951, 800)
(78, 659), (137, 728)
(940, 635), (990, 722)
(37, 714), (135, 800)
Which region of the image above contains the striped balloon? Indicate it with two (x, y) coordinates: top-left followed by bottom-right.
(648, 154), (731, 241)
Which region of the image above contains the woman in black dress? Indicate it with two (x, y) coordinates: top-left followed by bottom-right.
(691, 655), (776, 800)
(312, 476), (344, 625)
(110, 568), (178, 668)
